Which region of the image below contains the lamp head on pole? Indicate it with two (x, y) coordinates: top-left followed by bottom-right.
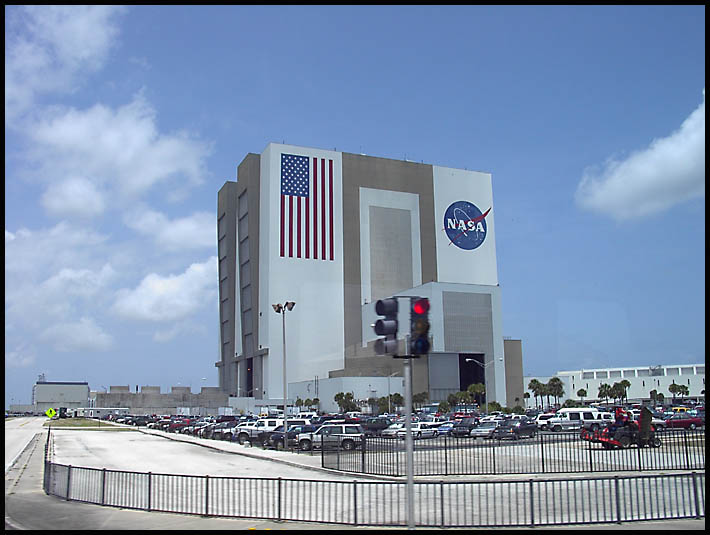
(272, 303), (283, 313)
(285, 301), (296, 311)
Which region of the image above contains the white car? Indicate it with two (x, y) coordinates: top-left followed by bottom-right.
(535, 413), (556, 430)
(381, 423), (404, 438)
(396, 422), (438, 439)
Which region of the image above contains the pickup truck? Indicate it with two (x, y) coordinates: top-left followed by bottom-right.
(234, 418), (311, 445)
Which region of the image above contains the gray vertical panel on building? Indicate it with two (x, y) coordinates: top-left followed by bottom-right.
(369, 205), (413, 301)
(442, 291), (493, 354)
(428, 353), (461, 397)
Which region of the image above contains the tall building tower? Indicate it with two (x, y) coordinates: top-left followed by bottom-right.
(217, 143), (515, 408)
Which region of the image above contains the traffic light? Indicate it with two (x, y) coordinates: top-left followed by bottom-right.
(409, 297), (430, 355)
(373, 298), (399, 355)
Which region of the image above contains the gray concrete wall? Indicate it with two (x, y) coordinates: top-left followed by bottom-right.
(504, 339), (524, 407)
(341, 153), (437, 351)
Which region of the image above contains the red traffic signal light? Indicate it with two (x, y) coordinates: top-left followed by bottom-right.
(413, 298), (429, 315)
(410, 297), (430, 356)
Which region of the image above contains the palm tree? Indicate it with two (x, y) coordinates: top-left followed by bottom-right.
(467, 383), (485, 408)
(577, 388), (587, 405)
(598, 383), (611, 406)
(523, 392), (530, 408)
(610, 383), (625, 405)
(668, 383), (680, 404)
(547, 378), (564, 407)
(619, 379), (631, 405)
(528, 379), (543, 409)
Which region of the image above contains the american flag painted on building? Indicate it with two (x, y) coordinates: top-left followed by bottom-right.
(280, 153), (334, 260)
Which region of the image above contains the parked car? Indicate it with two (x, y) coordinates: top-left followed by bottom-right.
(451, 417), (479, 438)
(535, 413), (556, 430)
(396, 422), (438, 440)
(297, 423), (364, 451)
(267, 424), (320, 449)
(663, 413), (703, 430)
(468, 421), (500, 439)
(211, 420), (240, 440)
(491, 416), (538, 440)
(435, 421), (456, 437)
(545, 408), (602, 432)
(236, 418), (311, 445)
(381, 423), (404, 438)
(361, 417), (393, 437)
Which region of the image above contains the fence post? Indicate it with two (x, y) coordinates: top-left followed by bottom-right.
(147, 472), (152, 511)
(444, 435), (448, 476)
(66, 465), (72, 501)
(277, 478), (282, 522)
(101, 468), (106, 505)
(529, 479), (535, 527)
(361, 435), (366, 473)
(614, 476), (621, 524)
(691, 472), (700, 519)
(683, 430), (691, 470)
(440, 480), (445, 528)
(540, 433), (545, 473)
(353, 480), (358, 525)
(588, 440), (594, 472)
(204, 474), (209, 516)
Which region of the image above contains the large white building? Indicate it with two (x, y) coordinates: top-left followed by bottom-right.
(217, 143), (524, 413)
(524, 363), (705, 407)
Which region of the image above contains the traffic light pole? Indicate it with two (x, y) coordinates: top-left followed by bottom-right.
(403, 353), (414, 530)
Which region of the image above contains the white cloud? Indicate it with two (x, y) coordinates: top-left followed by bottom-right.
(5, 5), (125, 122)
(6, 345), (36, 368)
(41, 176), (106, 219)
(4, 221), (108, 277)
(42, 264), (116, 299)
(124, 207), (216, 251)
(112, 257), (218, 322)
(40, 317), (114, 353)
(575, 90), (705, 221)
(24, 93), (212, 211)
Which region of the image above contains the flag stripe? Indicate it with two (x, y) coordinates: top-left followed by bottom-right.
(313, 157), (318, 259)
(321, 158), (326, 260)
(329, 159), (334, 261)
(280, 194), (285, 257)
(305, 197), (309, 258)
(297, 197), (301, 258)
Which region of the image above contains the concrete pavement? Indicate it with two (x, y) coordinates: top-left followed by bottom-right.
(5, 426), (706, 530)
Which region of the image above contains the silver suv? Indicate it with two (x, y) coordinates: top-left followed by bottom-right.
(297, 423), (364, 451)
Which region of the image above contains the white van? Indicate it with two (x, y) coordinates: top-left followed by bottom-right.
(546, 408), (600, 432)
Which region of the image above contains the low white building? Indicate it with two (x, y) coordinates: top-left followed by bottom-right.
(525, 363), (705, 406)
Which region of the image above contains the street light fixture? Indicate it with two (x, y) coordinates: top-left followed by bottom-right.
(272, 301), (295, 437)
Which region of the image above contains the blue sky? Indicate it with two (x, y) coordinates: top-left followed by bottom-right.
(5, 6), (705, 406)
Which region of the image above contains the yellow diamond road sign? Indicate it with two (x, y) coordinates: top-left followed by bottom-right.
(46, 408), (56, 418)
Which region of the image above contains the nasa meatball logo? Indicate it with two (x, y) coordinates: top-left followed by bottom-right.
(443, 201), (491, 250)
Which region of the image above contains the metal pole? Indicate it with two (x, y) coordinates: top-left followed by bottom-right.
(404, 357), (414, 529)
(282, 309), (288, 437)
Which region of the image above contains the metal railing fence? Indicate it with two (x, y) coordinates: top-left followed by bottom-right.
(323, 429), (705, 476)
(44, 460), (704, 527)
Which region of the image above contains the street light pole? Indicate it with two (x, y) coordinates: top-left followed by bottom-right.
(468, 357), (503, 413)
(273, 301), (295, 439)
(387, 371), (398, 414)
